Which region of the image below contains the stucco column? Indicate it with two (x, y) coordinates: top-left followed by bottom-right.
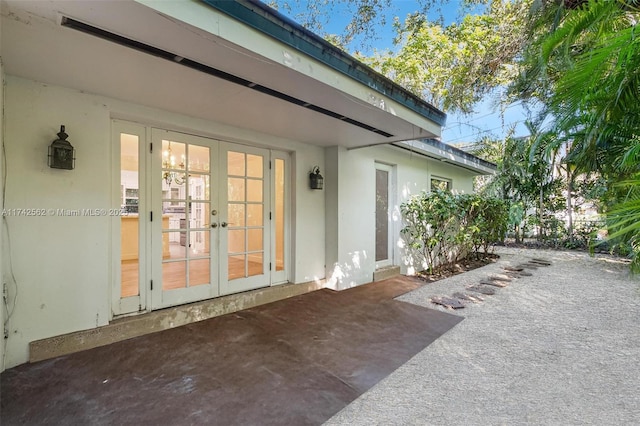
(323, 146), (343, 289)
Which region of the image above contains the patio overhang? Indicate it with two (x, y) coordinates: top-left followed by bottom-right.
(1, 0), (445, 149)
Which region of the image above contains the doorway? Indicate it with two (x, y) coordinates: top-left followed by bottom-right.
(375, 163), (394, 269)
(113, 121), (289, 315)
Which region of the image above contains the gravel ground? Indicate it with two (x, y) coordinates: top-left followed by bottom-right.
(325, 247), (640, 426)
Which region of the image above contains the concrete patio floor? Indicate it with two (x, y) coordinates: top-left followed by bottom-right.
(1, 276), (462, 425)
(3, 247), (638, 425)
(327, 247), (640, 425)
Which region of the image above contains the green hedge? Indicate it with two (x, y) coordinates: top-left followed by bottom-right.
(400, 190), (508, 274)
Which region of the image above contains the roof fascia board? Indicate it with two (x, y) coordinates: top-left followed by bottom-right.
(393, 140), (496, 175)
(199, 0), (446, 127)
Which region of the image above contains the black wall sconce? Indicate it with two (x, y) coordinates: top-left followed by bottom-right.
(48, 125), (75, 170)
(309, 166), (324, 190)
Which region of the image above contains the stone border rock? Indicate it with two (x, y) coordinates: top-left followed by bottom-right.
(429, 256), (552, 310)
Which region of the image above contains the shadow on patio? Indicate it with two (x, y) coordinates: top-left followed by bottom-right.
(1, 276), (462, 425)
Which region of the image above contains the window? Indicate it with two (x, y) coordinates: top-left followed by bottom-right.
(430, 176), (452, 192)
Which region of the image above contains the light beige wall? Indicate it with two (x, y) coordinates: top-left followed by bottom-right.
(3, 75), (325, 368)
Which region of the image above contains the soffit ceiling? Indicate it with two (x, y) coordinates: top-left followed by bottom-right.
(1, 0), (440, 148)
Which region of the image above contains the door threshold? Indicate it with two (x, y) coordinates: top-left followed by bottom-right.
(29, 280), (323, 363)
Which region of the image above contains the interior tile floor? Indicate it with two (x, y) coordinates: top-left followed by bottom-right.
(1, 276), (463, 425)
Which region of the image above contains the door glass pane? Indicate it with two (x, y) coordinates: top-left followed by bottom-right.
(228, 229), (245, 253)
(189, 259), (210, 287)
(275, 158), (285, 271)
(162, 172), (187, 194)
(166, 231), (187, 259)
(190, 231), (210, 256)
(375, 169), (389, 262)
(121, 257), (138, 298)
(228, 151), (245, 176)
(120, 133), (139, 297)
(189, 145), (210, 172)
(162, 202), (186, 230)
(190, 202), (210, 229)
(229, 255), (245, 280)
(247, 204), (262, 226)
(248, 229), (263, 252)
(247, 154), (263, 178)
(162, 140), (186, 171)
(247, 179), (262, 202)
(189, 174), (209, 201)
(228, 178), (245, 202)
(163, 261), (186, 290)
(248, 253), (263, 277)
(228, 203), (245, 227)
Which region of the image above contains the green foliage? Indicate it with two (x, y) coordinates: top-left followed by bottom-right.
(515, 0), (640, 175)
(400, 190), (507, 274)
(472, 125), (567, 243)
(362, 1), (531, 113)
(515, 0), (640, 270)
(603, 175), (640, 273)
(272, 0), (532, 113)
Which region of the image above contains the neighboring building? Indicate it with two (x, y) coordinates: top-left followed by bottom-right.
(0, 0), (494, 369)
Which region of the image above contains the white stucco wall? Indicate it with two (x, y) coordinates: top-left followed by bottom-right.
(3, 76), (325, 368)
(325, 144), (478, 289)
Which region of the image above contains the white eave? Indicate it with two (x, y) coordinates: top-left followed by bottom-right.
(393, 140), (496, 175)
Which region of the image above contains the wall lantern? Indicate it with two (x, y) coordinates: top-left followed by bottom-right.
(309, 166), (324, 190)
(48, 125), (75, 170)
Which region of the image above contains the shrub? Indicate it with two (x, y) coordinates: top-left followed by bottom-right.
(400, 191), (507, 274)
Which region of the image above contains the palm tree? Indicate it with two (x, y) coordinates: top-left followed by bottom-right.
(516, 0), (640, 265)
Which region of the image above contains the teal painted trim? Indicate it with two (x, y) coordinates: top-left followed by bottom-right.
(201, 0), (446, 127)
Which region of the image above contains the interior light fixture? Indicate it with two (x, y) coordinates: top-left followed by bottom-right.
(162, 141), (185, 185)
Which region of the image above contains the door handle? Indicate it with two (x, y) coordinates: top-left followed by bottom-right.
(220, 222), (228, 228)
(211, 223), (218, 228)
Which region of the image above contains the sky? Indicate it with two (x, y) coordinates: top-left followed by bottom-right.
(275, 0), (532, 145)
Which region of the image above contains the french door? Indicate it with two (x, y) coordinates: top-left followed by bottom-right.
(114, 123), (287, 315)
(150, 129), (218, 309)
(218, 142), (270, 295)
(149, 130), (271, 309)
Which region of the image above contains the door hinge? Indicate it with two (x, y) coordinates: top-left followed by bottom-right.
(150, 280), (154, 290)
(269, 160), (272, 170)
(150, 142), (153, 153)
(269, 262), (272, 271)
(269, 212), (272, 220)
(150, 211), (153, 222)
